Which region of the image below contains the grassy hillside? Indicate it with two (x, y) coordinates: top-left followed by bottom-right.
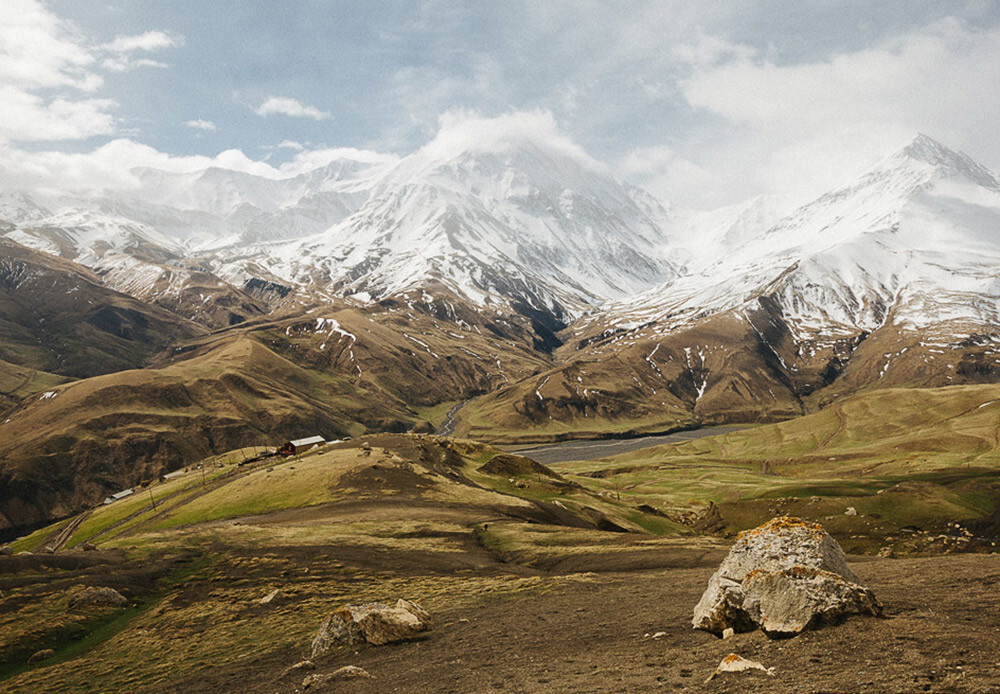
(0, 287), (565, 534)
(0, 359), (71, 412)
(549, 383), (1000, 553)
(0, 434), (697, 693)
(0, 337), (419, 533)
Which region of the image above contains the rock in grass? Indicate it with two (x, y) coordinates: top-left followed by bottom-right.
(302, 666), (373, 688)
(67, 585), (129, 610)
(27, 648), (55, 664)
(692, 516), (880, 638)
(311, 599), (431, 656)
(0, 545), (12, 555)
(260, 588), (282, 605)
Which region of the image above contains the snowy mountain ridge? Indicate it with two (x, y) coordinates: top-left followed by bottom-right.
(589, 133), (1000, 343)
(3, 131), (1000, 345)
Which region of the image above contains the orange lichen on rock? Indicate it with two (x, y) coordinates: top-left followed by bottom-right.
(736, 516), (825, 542)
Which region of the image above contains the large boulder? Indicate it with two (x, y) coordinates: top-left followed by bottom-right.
(742, 566), (883, 637)
(311, 599), (431, 656)
(692, 517), (880, 638)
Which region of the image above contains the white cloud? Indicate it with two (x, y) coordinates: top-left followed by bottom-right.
(277, 140), (304, 150)
(415, 110), (606, 172)
(255, 97), (330, 120)
(184, 119), (217, 131)
(0, 85), (115, 143)
(0, 0), (98, 91)
(673, 18), (1000, 204)
(0, 138), (397, 196)
(0, 0), (178, 144)
(101, 31), (179, 54)
(618, 144), (715, 207)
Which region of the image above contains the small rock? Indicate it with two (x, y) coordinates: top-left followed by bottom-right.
(27, 648), (55, 664)
(67, 586), (129, 610)
(722, 627), (735, 640)
(844, 507), (858, 516)
(311, 599), (431, 656)
(281, 660), (315, 677)
(0, 545), (12, 555)
(80, 542), (98, 552)
(260, 588), (282, 606)
(651, 631), (666, 639)
(302, 666), (373, 688)
(705, 653), (774, 682)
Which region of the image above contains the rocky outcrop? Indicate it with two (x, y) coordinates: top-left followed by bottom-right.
(67, 585), (129, 610)
(693, 517), (881, 638)
(311, 599), (431, 656)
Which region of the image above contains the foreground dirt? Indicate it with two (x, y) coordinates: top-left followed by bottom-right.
(172, 553), (1000, 694)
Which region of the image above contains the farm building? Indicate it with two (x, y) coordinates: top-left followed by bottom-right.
(103, 488), (135, 505)
(279, 436), (326, 455)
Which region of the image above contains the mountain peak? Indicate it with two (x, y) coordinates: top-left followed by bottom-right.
(898, 133), (999, 188)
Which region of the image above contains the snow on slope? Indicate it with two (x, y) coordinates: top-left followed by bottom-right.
(595, 134), (1000, 339)
(6, 207), (182, 264)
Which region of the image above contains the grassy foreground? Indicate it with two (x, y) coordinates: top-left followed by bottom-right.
(2, 384), (1000, 692)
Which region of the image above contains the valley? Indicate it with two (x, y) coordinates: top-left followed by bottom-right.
(3, 130), (1000, 692)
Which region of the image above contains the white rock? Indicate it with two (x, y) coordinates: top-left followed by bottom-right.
(260, 588), (282, 605)
(742, 566), (881, 637)
(705, 653), (775, 682)
(311, 599), (431, 656)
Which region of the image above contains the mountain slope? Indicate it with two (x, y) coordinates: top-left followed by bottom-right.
(459, 135), (1000, 439)
(0, 288), (560, 531)
(0, 238), (202, 379)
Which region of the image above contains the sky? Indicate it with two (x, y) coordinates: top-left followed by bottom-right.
(3, 0), (1000, 208)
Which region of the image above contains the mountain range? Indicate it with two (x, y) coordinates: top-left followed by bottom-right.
(3, 130), (1000, 530)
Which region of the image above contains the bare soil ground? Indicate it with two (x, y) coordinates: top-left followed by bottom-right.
(164, 551), (1000, 694)
(5, 434), (1000, 693)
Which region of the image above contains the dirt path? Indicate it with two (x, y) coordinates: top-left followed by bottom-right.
(44, 510), (91, 552)
(512, 425), (749, 465)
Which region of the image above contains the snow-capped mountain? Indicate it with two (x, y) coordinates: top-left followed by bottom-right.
(591, 134), (1000, 341)
(231, 134), (683, 323)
